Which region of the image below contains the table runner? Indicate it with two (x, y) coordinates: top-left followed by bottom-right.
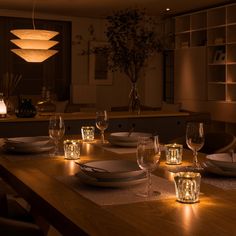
(57, 174), (176, 206)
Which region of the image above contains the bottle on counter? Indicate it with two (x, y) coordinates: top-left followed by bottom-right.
(15, 98), (37, 118)
(36, 87), (56, 115)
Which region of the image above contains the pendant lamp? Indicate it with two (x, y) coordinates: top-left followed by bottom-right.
(10, 0), (59, 63)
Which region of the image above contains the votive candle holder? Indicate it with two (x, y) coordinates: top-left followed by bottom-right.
(165, 143), (183, 165)
(81, 126), (95, 142)
(64, 139), (81, 160)
(174, 172), (201, 203)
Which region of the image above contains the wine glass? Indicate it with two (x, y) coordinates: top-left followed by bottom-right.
(137, 136), (161, 198)
(95, 110), (109, 144)
(49, 114), (65, 156)
(186, 122), (205, 169)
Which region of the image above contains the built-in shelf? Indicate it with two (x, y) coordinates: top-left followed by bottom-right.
(175, 3), (236, 102)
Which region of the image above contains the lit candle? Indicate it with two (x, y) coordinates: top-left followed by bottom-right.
(0, 93), (7, 118)
(64, 140), (81, 160)
(81, 126), (95, 142)
(174, 172), (201, 203)
(165, 143), (183, 165)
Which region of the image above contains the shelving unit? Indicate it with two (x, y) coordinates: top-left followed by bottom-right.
(175, 3), (236, 102)
(175, 11), (207, 49)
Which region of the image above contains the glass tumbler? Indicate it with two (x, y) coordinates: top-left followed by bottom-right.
(174, 171), (201, 203)
(64, 139), (81, 160)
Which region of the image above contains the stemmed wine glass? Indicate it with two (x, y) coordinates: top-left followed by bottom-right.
(137, 136), (161, 198)
(95, 110), (109, 144)
(186, 122), (205, 169)
(49, 114), (65, 156)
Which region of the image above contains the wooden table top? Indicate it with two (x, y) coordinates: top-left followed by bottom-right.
(0, 138), (235, 236)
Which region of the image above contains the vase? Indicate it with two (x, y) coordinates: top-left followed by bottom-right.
(128, 83), (141, 114)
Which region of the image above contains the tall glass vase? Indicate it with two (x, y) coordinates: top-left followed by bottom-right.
(128, 83), (141, 114)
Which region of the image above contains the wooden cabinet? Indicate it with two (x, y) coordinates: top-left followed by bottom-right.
(175, 3), (236, 103)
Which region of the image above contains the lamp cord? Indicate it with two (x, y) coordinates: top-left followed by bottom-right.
(32, 0), (36, 30)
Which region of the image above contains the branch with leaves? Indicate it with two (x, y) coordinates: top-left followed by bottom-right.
(105, 7), (163, 83)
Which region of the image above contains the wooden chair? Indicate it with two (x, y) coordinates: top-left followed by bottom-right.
(0, 187), (44, 236)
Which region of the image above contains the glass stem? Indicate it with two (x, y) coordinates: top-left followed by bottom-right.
(54, 140), (59, 154)
(193, 150), (199, 167)
(147, 171), (152, 198)
(101, 130), (104, 144)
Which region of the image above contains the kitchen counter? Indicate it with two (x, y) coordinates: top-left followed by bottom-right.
(0, 111), (189, 122)
(0, 111), (190, 141)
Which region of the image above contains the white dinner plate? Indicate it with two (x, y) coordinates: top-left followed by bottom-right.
(4, 143), (54, 154)
(76, 160), (145, 180)
(108, 132), (152, 147)
(206, 153), (236, 171)
(109, 132), (152, 142)
(202, 161), (236, 177)
(76, 171), (147, 188)
(5, 136), (50, 148)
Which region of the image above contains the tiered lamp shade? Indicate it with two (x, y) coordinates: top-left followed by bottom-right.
(10, 29), (59, 63)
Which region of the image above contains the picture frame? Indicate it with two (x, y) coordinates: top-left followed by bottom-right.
(213, 49), (225, 63)
(88, 41), (113, 85)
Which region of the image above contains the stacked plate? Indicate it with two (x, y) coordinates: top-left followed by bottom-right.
(108, 132), (152, 147)
(4, 136), (53, 154)
(203, 153), (236, 177)
(76, 160), (147, 187)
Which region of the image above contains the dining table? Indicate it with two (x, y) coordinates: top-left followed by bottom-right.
(0, 135), (235, 236)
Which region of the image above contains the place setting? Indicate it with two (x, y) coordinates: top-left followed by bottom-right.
(3, 136), (54, 154)
(90, 109), (156, 154)
(202, 153), (236, 177)
(60, 135), (176, 206)
(163, 122), (236, 192)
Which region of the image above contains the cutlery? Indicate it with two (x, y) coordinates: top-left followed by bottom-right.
(76, 162), (109, 173)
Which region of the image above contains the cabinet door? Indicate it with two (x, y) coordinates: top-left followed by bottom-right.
(174, 47), (207, 101)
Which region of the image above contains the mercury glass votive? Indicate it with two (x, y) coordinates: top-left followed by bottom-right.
(81, 126), (95, 142)
(63, 140), (81, 160)
(165, 143), (183, 165)
(174, 172), (201, 203)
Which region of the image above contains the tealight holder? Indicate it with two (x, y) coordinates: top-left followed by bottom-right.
(174, 172), (201, 203)
(165, 143), (183, 165)
(81, 126), (95, 142)
(63, 139), (81, 160)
